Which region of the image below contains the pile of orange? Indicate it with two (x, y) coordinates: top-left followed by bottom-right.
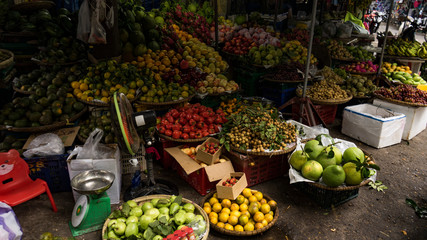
(202, 188), (277, 232)
(172, 24), (193, 42)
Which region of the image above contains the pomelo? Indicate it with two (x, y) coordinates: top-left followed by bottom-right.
(289, 150), (309, 170)
(304, 140), (325, 160)
(316, 151), (337, 169)
(322, 165), (346, 187)
(343, 147), (365, 163)
(343, 162), (363, 185)
(301, 160), (323, 181)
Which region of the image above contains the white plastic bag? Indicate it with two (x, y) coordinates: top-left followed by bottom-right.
(76, 128), (114, 159)
(23, 133), (64, 158)
(88, 0), (107, 44)
(0, 202), (23, 240)
(77, 0), (91, 43)
(336, 22), (353, 38)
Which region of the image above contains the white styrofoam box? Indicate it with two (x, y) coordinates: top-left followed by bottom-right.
(342, 104), (406, 148)
(373, 99), (427, 140)
(67, 145), (122, 204)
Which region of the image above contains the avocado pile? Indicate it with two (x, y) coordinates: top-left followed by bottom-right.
(119, 1), (163, 58)
(0, 135), (25, 154)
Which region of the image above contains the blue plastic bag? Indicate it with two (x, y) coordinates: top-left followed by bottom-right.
(0, 202), (23, 240)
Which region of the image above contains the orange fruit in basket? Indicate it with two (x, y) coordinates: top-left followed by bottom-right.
(235, 195), (245, 205)
(253, 212), (264, 223)
(241, 211), (250, 218)
(260, 204), (271, 214)
(234, 224), (244, 232)
(268, 200), (277, 211)
(255, 222), (264, 230)
(261, 219), (268, 227)
(259, 198), (267, 205)
(264, 213), (273, 223)
(244, 198), (249, 206)
(212, 203), (222, 213)
(238, 215), (249, 226)
(209, 197), (219, 206)
(210, 217), (218, 225)
(230, 203), (239, 212)
(216, 222), (225, 228)
(244, 222), (254, 231)
(228, 215), (238, 226)
(242, 188), (252, 198)
(221, 208), (230, 215)
(230, 210), (241, 218)
(254, 192), (263, 201)
(248, 203), (259, 215)
(224, 223), (234, 231)
(239, 203), (248, 212)
(248, 195), (258, 203)
(221, 199), (232, 208)
(219, 212), (229, 223)
(209, 212), (218, 219)
(204, 202), (210, 208)
(203, 206), (211, 214)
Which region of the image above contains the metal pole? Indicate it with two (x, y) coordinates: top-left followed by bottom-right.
(214, 0), (219, 50)
(377, 0), (395, 76)
(302, 0), (318, 98)
(274, 0), (279, 32)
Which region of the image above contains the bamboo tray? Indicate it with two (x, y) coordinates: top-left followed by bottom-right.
(102, 194), (209, 240)
(201, 190), (279, 236)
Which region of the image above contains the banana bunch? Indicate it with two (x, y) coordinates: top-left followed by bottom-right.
(386, 39), (421, 57)
(417, 42), (427, 59)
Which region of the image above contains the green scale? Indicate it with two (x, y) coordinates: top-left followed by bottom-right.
(69, 170), (115, 236)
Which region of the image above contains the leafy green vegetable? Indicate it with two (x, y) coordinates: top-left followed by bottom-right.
(368, 181), (388, 192)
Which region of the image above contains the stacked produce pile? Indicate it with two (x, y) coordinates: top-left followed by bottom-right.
(384, 72), (427, 86)
(156, 103), (226, 140)
(326, 40), (353, 60)
(218, 98), (276, 117)
(78, 111), (115, 144)
(374, 85), (427, 104)
(381, 62), (412, 74)
(105, 196), (207, 239)
(220, 104), (296, 153)
(265, 63), (304, 82)
(386, 39), (427, 58)
(346, 45), (375, 61)
(195, 73), (239, 95)
(318, 66), (344, 84)
(290, 137), (379, 187)
(340, 61), (378, 73)
(248, 45), (283, 66)
(333, 68), (347, 79)
(341, 75), (377, 97)
(202, 188), (277, 232)
(303, 80), (349, 100)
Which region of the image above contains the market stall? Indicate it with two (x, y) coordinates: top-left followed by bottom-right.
(0, 0), (426, 239)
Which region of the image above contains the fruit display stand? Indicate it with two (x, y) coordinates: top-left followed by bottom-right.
(102, 195), (210, 240)
(201, 190), (279, 236)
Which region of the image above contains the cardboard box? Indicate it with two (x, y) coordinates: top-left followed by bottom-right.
(216, 172), (248, 200)
(196, 137), (222, 165)
(373, 99), (427, 140)
(23, 126), (80, 149)
(342, 104), (406, 148)
(66, 144), (122, 204)
(165, 146), (234, 195)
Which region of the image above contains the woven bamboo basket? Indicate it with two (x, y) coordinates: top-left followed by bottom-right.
(102, 194), (209, 240)
(230, 141), (297, 156)
(201, 190), (279, 236)
(373, 93), (427, 107)
(12, 86), (35, 95)
(0, 49), (14, 69)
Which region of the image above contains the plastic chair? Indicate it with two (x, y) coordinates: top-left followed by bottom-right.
(0, 149), (57, 212)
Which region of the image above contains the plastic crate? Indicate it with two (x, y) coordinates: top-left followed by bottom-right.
(234, 67), (267, 97)
(24, 154), (71, 193)
(171, 159), (217, 196)
(295, 182), (359, 208)
(261, 87), (296, 107)
(224, 151), (289, 187)
(121, 148), (146, 174)
(292, 103), (338, 126)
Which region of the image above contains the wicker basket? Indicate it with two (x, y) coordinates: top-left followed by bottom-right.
(102, 195), (209, 240)
(373, 93), (427, 107)
(230, 142), (297, 156)
(159, 134), (212, 143)
(201, 190), (279, 236)
(12, 86), (35, 95)
(0, 49), (14, 69)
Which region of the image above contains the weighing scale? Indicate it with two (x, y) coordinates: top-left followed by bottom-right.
(110, 92), (179, 201)
(69, 169), (115, 236)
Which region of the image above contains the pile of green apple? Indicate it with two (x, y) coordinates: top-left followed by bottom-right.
(289, 134), (379, 187)
(105, 195), (207, 240)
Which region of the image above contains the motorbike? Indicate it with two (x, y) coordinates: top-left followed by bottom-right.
(364, 11), (386, 34)
(399, 15), (427, 42)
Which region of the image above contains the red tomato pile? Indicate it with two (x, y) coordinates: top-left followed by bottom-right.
(200, 142), (220, 154)
(222, 177), (239, 187)
(222, 35), (257, 55)
(157, 103), (227, 140)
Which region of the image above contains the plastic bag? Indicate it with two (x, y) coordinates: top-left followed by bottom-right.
(321, 21), (337, 37)
(77, 0), (91, 43)
(346, 20), (369, 34)
(23, 133), (64, 158)
(88, 0), (107, 44)
(0, 202), (23, 240)
(76, 128), (114, 159)
(344, 11), (365, 28)
(336, 22), (352, 38)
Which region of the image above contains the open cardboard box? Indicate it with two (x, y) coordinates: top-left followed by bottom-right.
(216, 172), (247, 200)
(165, 146), (234, 184)
(196, 137), (222, 165)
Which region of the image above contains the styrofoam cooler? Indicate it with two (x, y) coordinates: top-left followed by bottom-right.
(342, 104), (406, 148)
(67, 145), (122, 204)
(373, 99), (427, 140)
